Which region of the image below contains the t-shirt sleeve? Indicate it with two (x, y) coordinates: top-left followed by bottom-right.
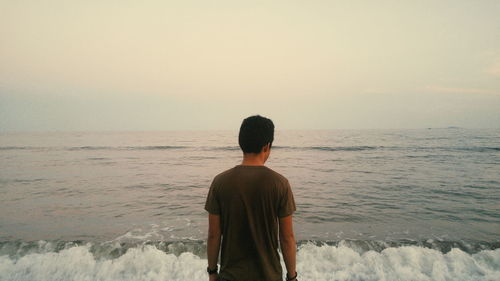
(278, 179), (296, 217)
(204, 178), (220, 215)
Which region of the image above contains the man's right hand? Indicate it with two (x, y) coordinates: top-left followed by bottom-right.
(209, 274), (218, 281)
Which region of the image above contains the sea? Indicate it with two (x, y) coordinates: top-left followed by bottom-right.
(0, 128), (499, 281)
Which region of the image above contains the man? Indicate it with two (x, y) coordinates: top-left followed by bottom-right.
(205, 115), (297, 281)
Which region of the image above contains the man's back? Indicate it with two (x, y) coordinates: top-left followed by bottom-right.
(205, 165), (296, 281)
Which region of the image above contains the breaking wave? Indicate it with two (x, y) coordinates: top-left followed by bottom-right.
(1, 239), (499, 281)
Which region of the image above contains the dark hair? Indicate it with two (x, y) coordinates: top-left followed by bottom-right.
(238, 115), (275, 154)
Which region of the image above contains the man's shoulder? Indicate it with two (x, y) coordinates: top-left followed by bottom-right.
(213, 166), (289, 183)
(264, 166), (290, 185)
(213, 167), (234, 180)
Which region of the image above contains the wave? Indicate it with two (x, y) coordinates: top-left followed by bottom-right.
(308, 146), (379, 151)
(2, 239), (498, 258)
(0, 145), (378, 152)
(454, 146), (500, 152)
(204, 146), (381, 152)
(1, 145), (498, 153)
(69, 145), (189, 151)
(0, 146), (189, 151)
(0, 146), (38, 150)
(1, 240), (498, 281)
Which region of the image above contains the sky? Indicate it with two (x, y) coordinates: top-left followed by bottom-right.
(0, 0), (499, 131)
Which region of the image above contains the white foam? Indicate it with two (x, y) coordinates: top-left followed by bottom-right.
(111, 221), (202, 243)
(0, 244), (206, 281)
(1, 243), (499, 281)
(295, 243), (500, 281)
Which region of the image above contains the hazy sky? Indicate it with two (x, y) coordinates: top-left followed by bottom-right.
(1, 0), (499, 131)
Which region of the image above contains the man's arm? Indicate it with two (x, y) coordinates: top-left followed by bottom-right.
(279, 215), (297, 280)
(207, 213), (221, 281)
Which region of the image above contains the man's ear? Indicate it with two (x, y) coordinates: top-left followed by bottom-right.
(262, 143), (271, 153)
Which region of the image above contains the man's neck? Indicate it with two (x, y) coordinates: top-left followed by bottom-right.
(241, 153), (266, 166)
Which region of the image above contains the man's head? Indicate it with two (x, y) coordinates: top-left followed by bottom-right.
(238, 115), (274, 155)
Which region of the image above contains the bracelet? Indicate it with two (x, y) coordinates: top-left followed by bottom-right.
(207, 265), (218, 275)
(286, 271), (298, 281)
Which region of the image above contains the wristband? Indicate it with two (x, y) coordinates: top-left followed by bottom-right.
(207, 265), (218, 275)
(286, 271), (298, 281)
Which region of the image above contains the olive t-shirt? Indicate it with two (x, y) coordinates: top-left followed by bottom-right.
(205, 165), (296, 281)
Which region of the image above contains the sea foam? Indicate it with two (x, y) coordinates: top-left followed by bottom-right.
(1, 242), (499, 281)
(296, 243), (499, 281)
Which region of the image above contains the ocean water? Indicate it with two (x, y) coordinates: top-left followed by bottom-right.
(0, 129), (499, 281)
